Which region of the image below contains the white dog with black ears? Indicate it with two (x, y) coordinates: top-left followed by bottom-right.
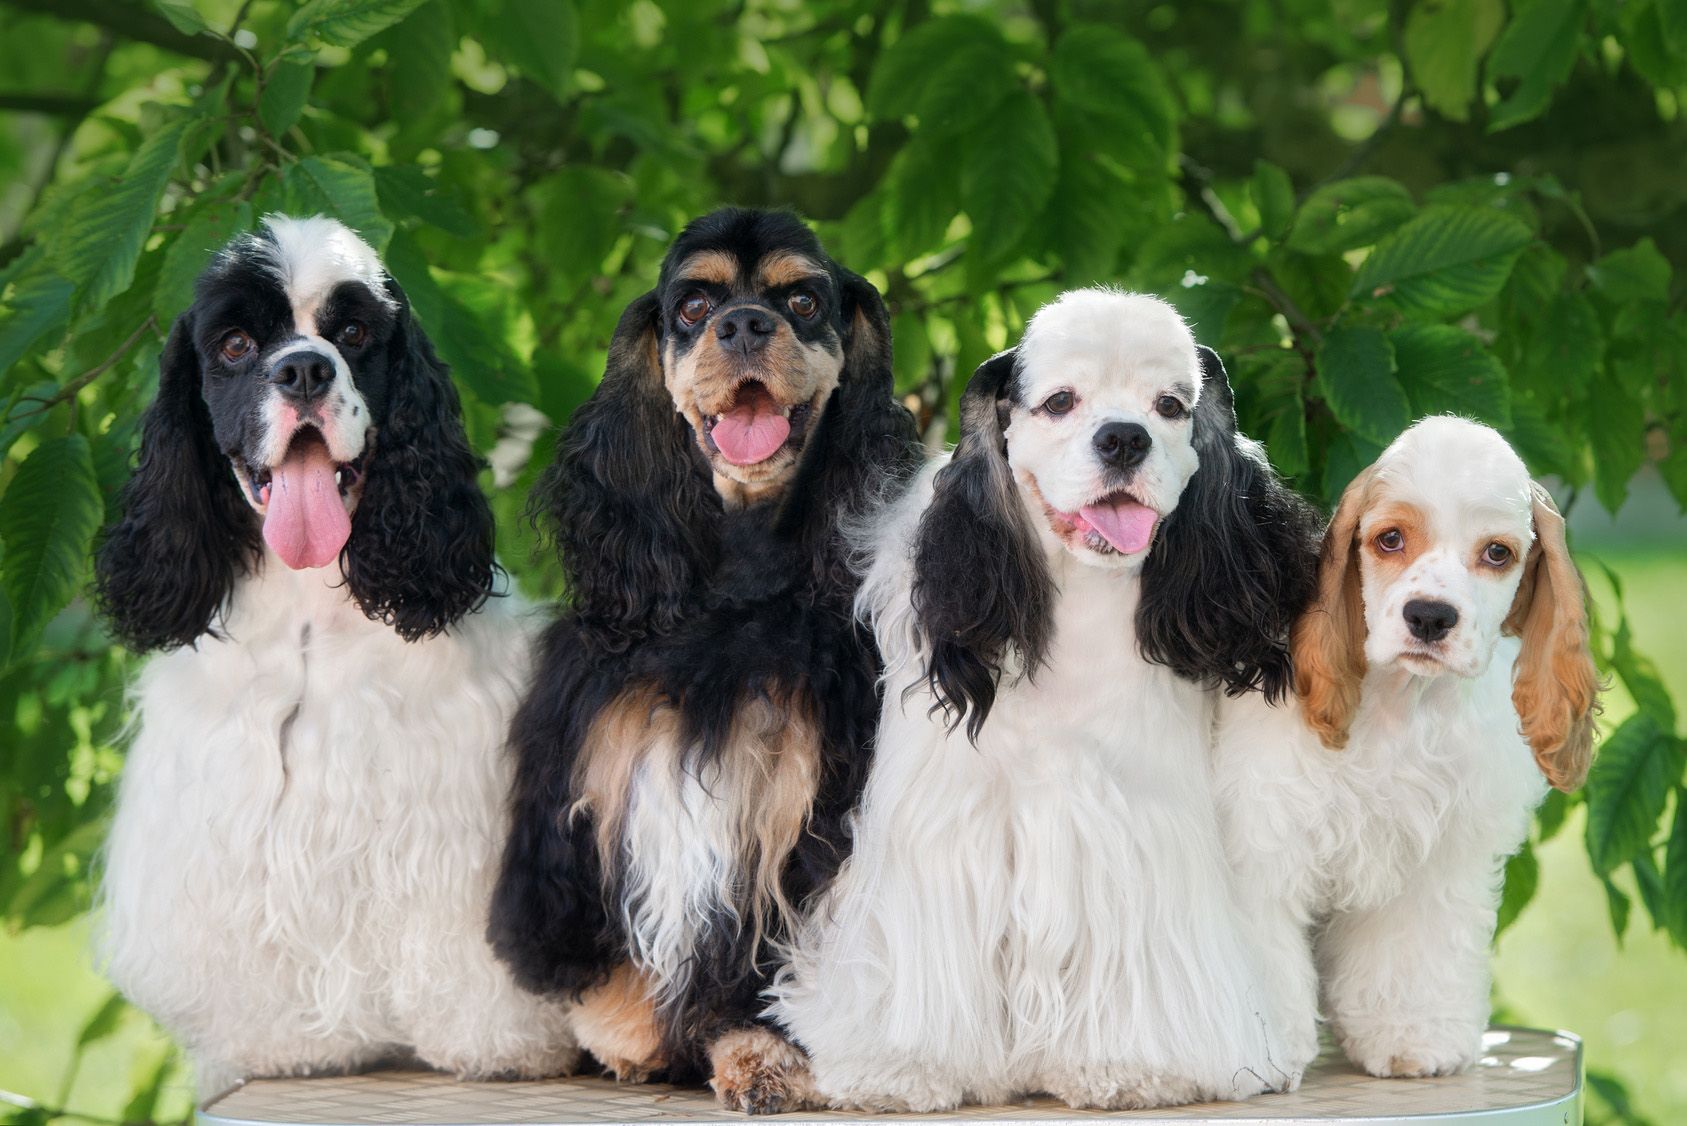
(93, 216), (576, 1093)
(769, 289), (1323, 1110)
(1212, 416), (1600, 1081)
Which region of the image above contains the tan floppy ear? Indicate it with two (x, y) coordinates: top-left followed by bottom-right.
(1508, 482), (1601, 791)
(1292, 466), (1374, 749)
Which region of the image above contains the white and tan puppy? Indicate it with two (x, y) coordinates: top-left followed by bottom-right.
(1213, 416), (1599, 1081)
(770, 290), (1323, 1111)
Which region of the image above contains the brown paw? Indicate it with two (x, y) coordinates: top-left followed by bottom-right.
(573, 964), (667, 1084)
(708, 1027), (817, 1115)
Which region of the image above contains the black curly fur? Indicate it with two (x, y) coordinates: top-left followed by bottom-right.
(910, 348), (1054, 741)
(342, 282), (496, 640)
(489, 209), (919, 1078)
(1137, 345), (1322, 702)
(94, 314), (263, 651)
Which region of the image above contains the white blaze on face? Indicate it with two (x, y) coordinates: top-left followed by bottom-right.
(245, 215), (393, 570)
(1008, 289), (1204, 569)
(1357, 417), (1536, 677)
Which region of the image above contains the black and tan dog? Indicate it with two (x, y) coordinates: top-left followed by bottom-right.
(490, 209), (919, 1112)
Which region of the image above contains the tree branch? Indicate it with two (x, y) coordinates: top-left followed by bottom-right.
(0, 92), (101, 116)
(1, 0), (237, 63)
(8, 315), (160, 423)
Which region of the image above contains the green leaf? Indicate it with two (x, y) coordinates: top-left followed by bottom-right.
(154, 201), (252, 322)
(1322, 430), (1388, 503)
(52, 119), (188, 309)
(260, 60), (314, 137)
(285, 156), (393, 252)
(121, 1049), (177, 1124)
(376, 166), (480, 240)
(1315, 326), (1410, 446)
(1048, 24), (1176, 165)
(1587, 237), (1672, 305)
(961, 91), (1058, 268)
(1487, 0), (1587, 132)
(1265, 389), (1310, 478)
(153, 0), (210, 35)
(0, 435), (104, 656)
(287, 0), (430, 47)
(1047, 151), (1131, 282)
(1665, 788), (1687, 948)
(0, 267), (75, 376)
(1351, 205), (1533, 318)
(868, 16), (1006, 121)
(909, 41), (1019, 138)
(1287, 177), (1416, 255)
(1250, 160), (1295, 242)
(530, 166), (632, 283)
(383, 230), (535, 405)
(1537, 787), (1571, 841)
(74, 991), (128, 1050)
(477, 0), (578, 101)
(1404, 0), (1505, 121)
(1495, 841), (1538, 935)
(1520, 290), (1603, 394)
(1585, 713), (1681, 875)
(1602, 874), (1632, 941)
(884, 140), (960, 258)
(1391, 323), (1511, 425)
(1587, 382), (1646, 514)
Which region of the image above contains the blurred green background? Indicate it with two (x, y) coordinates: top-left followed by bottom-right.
(0, 0), (1683, 1122)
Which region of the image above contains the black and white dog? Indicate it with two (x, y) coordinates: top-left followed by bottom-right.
(489, 209), (919, 1113)
(770, 289), (1322, 1110)
(94, 215), (574, 1091)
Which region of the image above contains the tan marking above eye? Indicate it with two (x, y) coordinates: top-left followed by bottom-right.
(756, 250), (825, 289)
(675, 249), (739, 288)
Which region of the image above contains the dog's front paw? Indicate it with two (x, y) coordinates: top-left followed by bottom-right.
(1340, 1024), (1477, 1079)
(1044, 1065), (1208, 1111)
(708, 1028), (818, 1115)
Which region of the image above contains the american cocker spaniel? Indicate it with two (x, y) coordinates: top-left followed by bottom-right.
(489, 208), (919, 1113)
(1213, 415), (1600, 1081)
(769, 289), (1322, 1110)
(94, 215), (574, 1091)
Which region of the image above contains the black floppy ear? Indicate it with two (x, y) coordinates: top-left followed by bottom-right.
(1137, 344), (1322, 702)
(94, 313), (260, 652)
(837, 266), (892, 386)
(799, 268), (919, 582)
(911, 348), (1053, 740)
(530, 290), (718, 633)
(342, 287), (495, 640)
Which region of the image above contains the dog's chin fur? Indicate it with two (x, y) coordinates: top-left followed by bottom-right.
(91, 216), (573, 1091)
(767, 289), (1322, 1110)
(1212, 416), (1600, 1082)
(490, 208), (920, 1112)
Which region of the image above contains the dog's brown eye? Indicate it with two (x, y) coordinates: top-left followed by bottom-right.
(788, 291), (818, 318)
(1376, 529), (1405, 553)
(338, 321), (367, 348)
(1482, 542), (1512, 567)
(1042, 390), (1075, 416)
(1155, 394), (1187, 420)
(679, 294), (710, 325)
(221, 331), (254, 361)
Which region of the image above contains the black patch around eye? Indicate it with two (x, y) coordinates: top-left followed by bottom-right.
(194, 283), (290, 360)
(318, 281), (394, 343)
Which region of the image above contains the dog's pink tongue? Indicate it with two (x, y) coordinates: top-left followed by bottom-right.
(262, 436), (350, 570)
(1079, 497), (1158, 554)
(711, 386), (790, 466)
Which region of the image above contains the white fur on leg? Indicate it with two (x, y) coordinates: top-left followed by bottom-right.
(772, 467), (1289, 1110)
(96, 557), (577, 1091)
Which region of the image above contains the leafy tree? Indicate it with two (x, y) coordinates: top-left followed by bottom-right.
(0, 0), (1681, 1120)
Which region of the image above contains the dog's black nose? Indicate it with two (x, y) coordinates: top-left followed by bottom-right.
(715, 307), (777, 354)
(1403, 599), (1459, 643)
(1093, 421), (1151, 469)
(270, 350), (335, 401)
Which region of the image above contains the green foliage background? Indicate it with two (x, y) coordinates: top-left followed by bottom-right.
(0, 0), (1683, 1120)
